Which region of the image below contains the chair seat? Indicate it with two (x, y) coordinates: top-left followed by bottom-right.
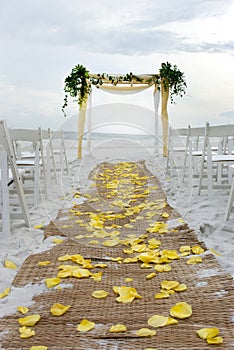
(207, 155), (234, 162)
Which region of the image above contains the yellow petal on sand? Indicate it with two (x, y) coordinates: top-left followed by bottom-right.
(161, 212), (169, 218)
(0, 287), (10, 299)
(89, 240), (100, 245)
(167, 317), (178, 325)
(125, 277), (133, 282)
(73, 268), (92, 278)
(170, 302), (192, 319)
(148, 315), (169, 328)
(177, 218), (185, 223)
(146, 272), (156, 280)
(209, 248), (221, 256)
(161, 280), (179, 290)
(123, 257), (138, 263)
(33, 224), (44, 229)
(136, 328), (156, 337)
(173, 283), (187, 292)
(4, 259), (17, 270)
(50, 303), (71, 316)
(196, 327), (220, 340)
(77, 319), (95, 332)
(111, 257), (123, 262)
(18, 314), (41, 326)
(109, 324), (127, 333)
(19, 326), (35, 338)
(58, 254), (71, 262)
(92, 290), (108, 299)
(113, 286), (142, 304)
(17, 306), (29, 314)
(187, 256), (202, 265)
(154, 264), (171, 272)
(52, 238), (64, 244)
(191, 245), (205, 254)
(207, 336), (223, 344)
(45, 277), (61, 288)
(38, 260), (51, 266)
(103, 239), (119, 247)
(90, 272), (102, 281)
(179, 245), (191, 253)
(95, 263), (107, 268)
(155, 291), (170, 299)
(30, 346), (48, 350)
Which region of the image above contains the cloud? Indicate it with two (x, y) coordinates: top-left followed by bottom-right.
(1, 0), (233, 56)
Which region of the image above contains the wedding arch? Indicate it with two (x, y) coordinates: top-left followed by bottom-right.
(62, 62), (186, 158)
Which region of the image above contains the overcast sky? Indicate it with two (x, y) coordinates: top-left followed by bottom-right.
(0, 0), (234, 133)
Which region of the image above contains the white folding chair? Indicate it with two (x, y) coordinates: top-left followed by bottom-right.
(198, 123), (234, 197)
(9, 127), (48, 206)
(0, 120), (30, 231)
(49, 129), (69, 175)
(166, 126), (189, 175)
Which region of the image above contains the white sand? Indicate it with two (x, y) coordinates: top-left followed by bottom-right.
(0, 138), (233, 328)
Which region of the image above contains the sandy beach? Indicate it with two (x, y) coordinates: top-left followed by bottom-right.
(0, 137), (233, 348)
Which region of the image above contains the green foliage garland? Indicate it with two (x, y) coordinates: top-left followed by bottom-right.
(62, 62), (186, 116)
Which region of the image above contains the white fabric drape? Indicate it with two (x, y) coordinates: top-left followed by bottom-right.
(77, 83), (160, 158)
(98, 84), (153, 95)
(153, 87), (160, 154)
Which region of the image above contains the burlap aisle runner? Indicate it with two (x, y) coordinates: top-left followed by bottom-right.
(1, 161), (233, 349)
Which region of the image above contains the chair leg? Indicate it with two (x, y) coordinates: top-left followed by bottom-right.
(225, 177), (234, 220)
(0, 151), (10, 237)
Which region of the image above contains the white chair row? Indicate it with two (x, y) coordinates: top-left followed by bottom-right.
(0, 121), (30, 235)
(166, 122), (234, 220)
(0, 120), (70, 235)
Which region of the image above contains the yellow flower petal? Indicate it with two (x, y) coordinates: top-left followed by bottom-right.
(125, 278), (133, 282)
(89, 240), (100, 245)
(30, 346), (48, 350)
(146, 272), (156, 280)
(4, 259), (17, 270)
(154, 264), (171, 272)
(0, 287), (10, 299)
(95, 263), (107, 268)
(73, 268), (92, 278)
(186, 256), (202, 264)
(17, 306), (29, 314)
(45, 278), (61, 288)
(103, 239), (119, 247)
(92, 290), (108, 299)
(196, 327), (220, 340)
(207, 336), (223, 344)
(209, 248), (221, 256)
(136, 328), (156, 337)
(191, 245), (204, 255)
(173, 283), (187, 292)
(155, 291), (170, 299)
(109, 324), (127, 333)
(50, 303), (71, 316)
(38, 261), (51, 266)
(33, 224), (44, 229)
(166, 317), (178, 325)
(90, 272), (102, 281)
(77, 319), (95, 332)
(113, 286), (142, 303)
(170, 302), (192, 319)
(18, 314), (41, 326)
(148, 315), (169, 328)
(52, 238), (64, 244)
(161, 280), (179, 290)
(19, 326), (35, 338)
